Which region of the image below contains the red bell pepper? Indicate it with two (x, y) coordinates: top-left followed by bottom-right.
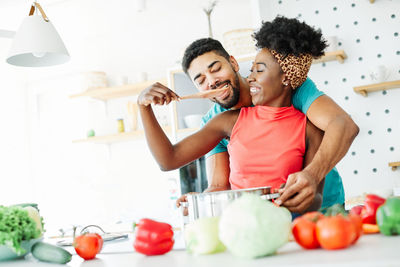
(133, 218), (174, 256)
(360, 194), (385, 224)
(350, 205), (363, 216)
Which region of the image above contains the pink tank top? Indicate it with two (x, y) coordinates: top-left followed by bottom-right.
(227, 105), (306, 190)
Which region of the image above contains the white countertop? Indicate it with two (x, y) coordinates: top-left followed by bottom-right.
(2, 234), (399, 267)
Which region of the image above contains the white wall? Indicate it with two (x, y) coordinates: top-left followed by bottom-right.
(0, 38), (33, 204)
(255, 0), (400, 198)
(0, 0), (254, 234)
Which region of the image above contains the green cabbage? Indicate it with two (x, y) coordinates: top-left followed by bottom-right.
(219, 194), (291, 259)
(0, 206), (42, 255)
(184, 217), (226, 255)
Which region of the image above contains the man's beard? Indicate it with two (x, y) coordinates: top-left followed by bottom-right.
(214, 74), (240, 109)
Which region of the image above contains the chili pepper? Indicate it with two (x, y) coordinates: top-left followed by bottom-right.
(133, 218), (174, 256)
(360, 194), (385, 224)
(376, 197), (400, 236)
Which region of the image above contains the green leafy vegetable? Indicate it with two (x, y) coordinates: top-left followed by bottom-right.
(219, 194), (292, 259)
(23, 206), (44, 234)
(184, 217), (225, 255)
(0, 206), (42, 255)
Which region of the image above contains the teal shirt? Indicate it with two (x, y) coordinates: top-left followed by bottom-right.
(201, 78), (344, 208)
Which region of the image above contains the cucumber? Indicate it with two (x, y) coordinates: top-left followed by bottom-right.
(31, 241), (72, 264)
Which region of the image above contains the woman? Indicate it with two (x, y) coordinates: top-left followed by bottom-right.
(138, 16), (327, 212)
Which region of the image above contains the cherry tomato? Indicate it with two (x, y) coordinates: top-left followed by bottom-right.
(316, 214), (356, 250)
(74, 233), (103, 260)
(292, 212), (324, 249)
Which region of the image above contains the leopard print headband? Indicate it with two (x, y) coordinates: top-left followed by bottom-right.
(270, 50), (313, 89)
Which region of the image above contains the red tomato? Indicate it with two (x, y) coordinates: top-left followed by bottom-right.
(74, 233), (103, 260)
(292, 212), (324, 249)
(302, 211), (325, 221)
(94, 233), (104, 253)
(316, 214), (356, 250)
(348, 213), (363, 244)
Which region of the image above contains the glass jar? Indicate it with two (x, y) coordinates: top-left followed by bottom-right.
(117, 119), (125, 133)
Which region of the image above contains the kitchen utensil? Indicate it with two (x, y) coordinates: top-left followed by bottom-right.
(179, 87), (228, 100)
(181, 186), (280, 224)
(56, 233), (128, 247)
(55, 225), (128, 246)
(142, 87), (229, 106)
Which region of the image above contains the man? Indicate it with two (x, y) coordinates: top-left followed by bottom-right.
(144, 38), (359, 213)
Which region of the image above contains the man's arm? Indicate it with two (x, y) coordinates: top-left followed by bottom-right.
(204, 152), (231, 192)
(304, 95), (359, 180)
(277, 95), (359, 208)
(282, 120), (324, 213)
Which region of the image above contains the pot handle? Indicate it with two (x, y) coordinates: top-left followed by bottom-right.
(260, 193), (280, 200)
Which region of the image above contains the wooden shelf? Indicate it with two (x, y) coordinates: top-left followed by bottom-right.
(70, 79), (167, 100)
(312, 50), (347, 64)
(389, 161), (400, 171)
(353, 80), (400, 97)
(73, 127), (171, 144)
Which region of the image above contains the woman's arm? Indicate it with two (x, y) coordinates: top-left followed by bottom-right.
(304, 95), (359, 182)
(138, 82), (235, 171)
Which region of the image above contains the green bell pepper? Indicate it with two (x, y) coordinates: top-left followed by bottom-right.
(376, 197), (400, 236)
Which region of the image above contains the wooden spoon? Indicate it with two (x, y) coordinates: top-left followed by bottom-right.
(141, 87), (229, 106)
(179, 87), (229, 100)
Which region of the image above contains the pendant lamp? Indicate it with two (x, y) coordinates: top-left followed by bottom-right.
(6, 2), (70, 67)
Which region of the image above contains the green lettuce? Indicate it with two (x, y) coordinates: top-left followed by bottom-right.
(0, 206), (42, 255)
(219, 194), (292, 259)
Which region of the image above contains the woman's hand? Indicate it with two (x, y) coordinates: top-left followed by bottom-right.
(137, 82), (180, 106)
(176, 192), (199, 216)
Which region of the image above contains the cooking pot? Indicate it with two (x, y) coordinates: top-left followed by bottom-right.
(180, 186), (280, 224)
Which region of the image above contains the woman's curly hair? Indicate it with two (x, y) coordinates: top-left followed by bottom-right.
(253, 16), (327, 58)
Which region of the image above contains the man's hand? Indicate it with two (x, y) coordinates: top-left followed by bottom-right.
(137, 82), (179, 106)
(275, 169), (320, 213)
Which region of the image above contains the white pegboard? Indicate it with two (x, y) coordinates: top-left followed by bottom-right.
(258, 0), (400, 198)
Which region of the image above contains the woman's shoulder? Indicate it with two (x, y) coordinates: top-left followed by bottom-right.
(213, 109), (240, 126)
(206, 109), (240, 135)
